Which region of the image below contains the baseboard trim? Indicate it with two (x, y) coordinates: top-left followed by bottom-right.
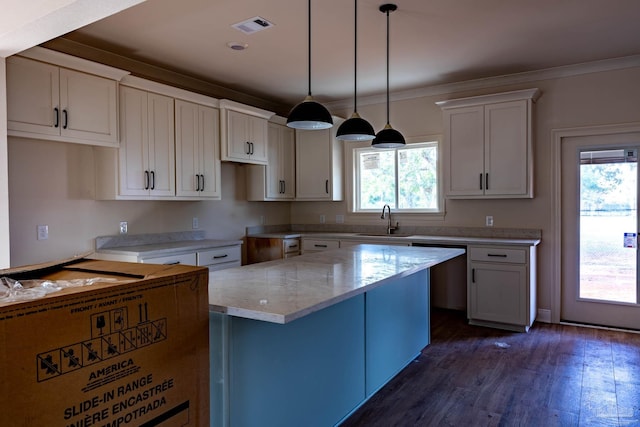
(536, 309), (552, 323)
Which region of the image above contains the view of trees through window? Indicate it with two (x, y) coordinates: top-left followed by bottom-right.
(580, 153), (637, 303)
(356, 143), (439, 211)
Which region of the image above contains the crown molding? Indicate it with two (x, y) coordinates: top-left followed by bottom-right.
(326, 54), (640, 111)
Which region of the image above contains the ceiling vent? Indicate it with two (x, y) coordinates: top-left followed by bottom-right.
(232, 16), (274, 35)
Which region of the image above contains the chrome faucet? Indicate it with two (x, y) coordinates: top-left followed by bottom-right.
(381, 204), (399, 235)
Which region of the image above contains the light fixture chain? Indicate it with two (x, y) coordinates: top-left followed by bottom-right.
(354, 0), (358, 113)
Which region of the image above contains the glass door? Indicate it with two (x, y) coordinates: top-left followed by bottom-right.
(561, 135), (640, 329)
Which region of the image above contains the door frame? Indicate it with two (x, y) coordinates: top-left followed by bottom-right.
(552, 122), (640, 323)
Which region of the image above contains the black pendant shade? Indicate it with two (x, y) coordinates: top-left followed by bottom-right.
(287, 0), (333, 130)
(336, 0), (375, 141)
(287, 95), (333, 130)
(372, 123), (405, 148)
(337, 112), (375, 141)
(373, 3), (405, 148)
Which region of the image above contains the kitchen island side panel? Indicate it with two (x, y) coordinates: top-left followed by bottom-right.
(365, 269), (430, 397)
(228, 295), (366, 427)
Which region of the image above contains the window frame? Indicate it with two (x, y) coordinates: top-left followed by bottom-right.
(345, 135), (444, 217)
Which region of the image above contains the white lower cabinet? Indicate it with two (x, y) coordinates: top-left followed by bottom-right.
(301, 239), (339, 254)
(467, 245), (536, 332)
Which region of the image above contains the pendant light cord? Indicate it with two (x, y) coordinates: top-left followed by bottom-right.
(353, 0), (358, 113)
(307, 0), (312, 97)
(385, 6), (390, 125)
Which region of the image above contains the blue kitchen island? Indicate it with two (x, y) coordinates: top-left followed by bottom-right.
(208, 244), (465, 427)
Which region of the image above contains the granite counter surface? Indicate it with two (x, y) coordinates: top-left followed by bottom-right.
(209, 244), (465, 324)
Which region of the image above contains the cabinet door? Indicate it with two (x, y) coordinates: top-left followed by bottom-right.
(226, 110), (252, 161)
(264, 123), (295, 200)
(280, 126), (296, 199)
(265, 123), (283, 199)
(199, 105), (221, 199)
(147, 92), (175, 197)
(6, 56), (60, 136)
(118, 86), (150, 196)
(296, 128), (332, 200)
(176, 101), (221, 199)
(484, 100), (529, 196)
(175, 100), (199, 196)
(468, 262), (527, 325)
(59, 68), (118, 145)
(443, 105), (484, 197)
(248, 114), (268, 163)
(224, 110), (269, 164)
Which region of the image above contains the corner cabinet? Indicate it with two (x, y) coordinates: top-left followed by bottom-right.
(95, 76), (221, 200)
(295, 117), (345, 201)
(219, 99), (274, 165)
(246, 117), (295, 201)
(6, 48), (129, 147)
(467, 244), (537, 332)
(437, 88), (540, 199)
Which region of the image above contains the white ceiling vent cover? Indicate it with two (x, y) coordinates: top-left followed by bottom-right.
(232, 16), (274, 35)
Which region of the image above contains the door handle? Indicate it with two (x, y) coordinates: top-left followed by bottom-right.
(144, 170), (150, 190)
(195, 174), (200, 191)
(54, 108), (59, 128)
(213, 254), (228, 259)
(150, 170), (155, 190)
(62, 109), (68, 129)
(472, 268), (475, 283)
(200, 174), (205, 191)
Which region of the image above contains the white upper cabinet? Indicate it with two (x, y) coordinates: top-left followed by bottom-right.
(106, 85), (175, 199)
(175, 100), (221, 199)
(95, 76), (220, 201)
(220, 99), (273, 165)
(437, 88), (540, 199)
(6, 48), (128, 147)
(295, 117), (345, 201)
(246, 118), (295, 201)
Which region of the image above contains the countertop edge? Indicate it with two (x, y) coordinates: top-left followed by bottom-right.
(210, 246), (465, 324)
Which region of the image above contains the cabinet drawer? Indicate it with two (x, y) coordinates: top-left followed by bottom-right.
(141, 252), (197, 266)
(283, 239), (301, 254)
(468, 246), (526, 264)
(302, 239), (339, 252)
(197, 246), (241, 267)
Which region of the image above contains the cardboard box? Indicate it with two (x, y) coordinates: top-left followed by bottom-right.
(0, 258), (209, 427)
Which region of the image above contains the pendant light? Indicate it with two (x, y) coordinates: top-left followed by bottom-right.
(287, 0), (333, 130)
(372, 3), (405, 148)
(336, 0), (375, 141)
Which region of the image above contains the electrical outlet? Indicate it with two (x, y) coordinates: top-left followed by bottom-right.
(260, 215), (265, 225)
(119, 221), (128, 234)
(336, 214), (344, 224)
(192, 217), (199, 229)
(37, 225), (48, 241)
(320, 214), (326, 224)
(486, 216), (494, 227)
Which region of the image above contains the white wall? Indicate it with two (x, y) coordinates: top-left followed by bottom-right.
(8, 138), (290, 266)
(292, 66), (640, 315)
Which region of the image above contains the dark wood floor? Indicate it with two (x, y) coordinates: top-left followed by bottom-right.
(341, 309), (640, 427)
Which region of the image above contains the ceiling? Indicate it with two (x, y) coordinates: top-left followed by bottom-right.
(56, 0), (640, 108)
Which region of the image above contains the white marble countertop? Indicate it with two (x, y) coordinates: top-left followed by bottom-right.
(248, 232), (539, 246)
(96, 239), (243, 257)
(209, 244), (465, 324)
(93, 231), (243, 258)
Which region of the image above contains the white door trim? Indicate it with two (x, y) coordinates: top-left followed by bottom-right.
(552, 122), (640, 323)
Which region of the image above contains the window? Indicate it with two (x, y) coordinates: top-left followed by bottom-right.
(351, 140), (441, 213)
